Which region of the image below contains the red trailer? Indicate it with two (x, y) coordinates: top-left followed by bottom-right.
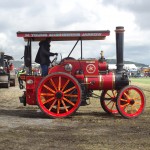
(16, 26), (145, 118)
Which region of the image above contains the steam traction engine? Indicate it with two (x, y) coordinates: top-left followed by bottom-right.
(17, 26), (145, 118)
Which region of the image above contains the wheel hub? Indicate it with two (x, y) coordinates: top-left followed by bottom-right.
(56, 92), (63, 99)
(130, 99), (135, 105)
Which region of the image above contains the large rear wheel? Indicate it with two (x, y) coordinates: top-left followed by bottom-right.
(37, 72), (82, 118)
(100, 90), (118, 114)
(116, 85), (145, 118)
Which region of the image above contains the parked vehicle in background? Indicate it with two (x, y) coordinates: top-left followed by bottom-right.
(0, 52), (16, 88)
(134, 73), (144, 78)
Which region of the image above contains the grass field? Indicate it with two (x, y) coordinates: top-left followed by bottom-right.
(130, 77), (150, 109)
(130, 77), (150, 85)
(130, 77), (150, 92)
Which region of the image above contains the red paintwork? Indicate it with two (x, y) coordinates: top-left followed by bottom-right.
(49, 59), (100, 76)
(49, 59), (114, 90)
(25, 76), (42, 105)
(98, 61), (108, 71)
(102, 72), (115, 90)
(84, 72), (115, 90)
(25, 59), (112, 105)
(17, 30), (110, 41)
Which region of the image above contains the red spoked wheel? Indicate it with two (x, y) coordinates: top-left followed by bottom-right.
(36, 72), (82, 118)
(116, 85), (146, 119)
(100, 90), (118, 114)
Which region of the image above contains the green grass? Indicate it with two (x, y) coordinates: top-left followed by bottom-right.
(130, 77), (150, 85)
(130, 78), (150, 108)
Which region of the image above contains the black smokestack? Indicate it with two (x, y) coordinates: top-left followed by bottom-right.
(115, 26), (125, 73)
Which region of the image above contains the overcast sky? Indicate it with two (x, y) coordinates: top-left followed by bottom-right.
(0, 0), (149, 65)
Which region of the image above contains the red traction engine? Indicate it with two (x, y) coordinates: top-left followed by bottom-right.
(17, 26), (146, 118)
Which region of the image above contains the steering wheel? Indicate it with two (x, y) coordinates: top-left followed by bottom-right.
(51, 55), (58, 66)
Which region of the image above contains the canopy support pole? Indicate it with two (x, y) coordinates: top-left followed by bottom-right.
(27, 39), (32, 75)
(67, 39), (79, 57)
(81, 39), (83, 60)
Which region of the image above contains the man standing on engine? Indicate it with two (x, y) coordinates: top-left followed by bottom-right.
(35, 38), (58, 76)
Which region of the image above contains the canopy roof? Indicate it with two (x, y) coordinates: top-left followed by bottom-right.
(4, 55), (14, 60)
(17, 30), (110, 41)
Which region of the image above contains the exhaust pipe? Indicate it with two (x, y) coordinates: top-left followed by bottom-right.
(115, 26), (129, 89)
(115, 26), (125, 73)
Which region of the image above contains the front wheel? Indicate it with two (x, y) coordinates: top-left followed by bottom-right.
(36, 72), (82, 118)
(116, 85), (146, 119)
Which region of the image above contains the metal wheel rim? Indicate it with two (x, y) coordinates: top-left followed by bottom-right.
(37, 72), (82, 118)
(117, 85), (145, 118)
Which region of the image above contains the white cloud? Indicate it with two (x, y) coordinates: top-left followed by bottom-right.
(0, 0), (149, 65)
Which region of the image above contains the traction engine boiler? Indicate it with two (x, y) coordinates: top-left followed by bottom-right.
(17, 26), (146, 119)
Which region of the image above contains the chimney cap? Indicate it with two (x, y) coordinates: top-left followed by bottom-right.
(115, 26), (125, 32)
